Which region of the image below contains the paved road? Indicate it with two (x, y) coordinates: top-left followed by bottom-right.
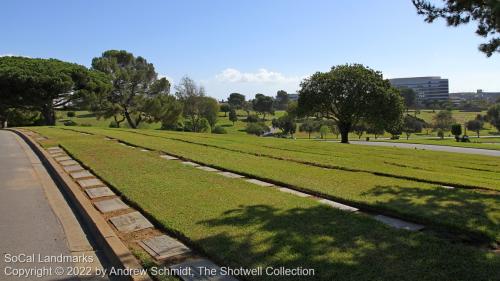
(349, 140), (500, 157)
(0, 130), (106, 280)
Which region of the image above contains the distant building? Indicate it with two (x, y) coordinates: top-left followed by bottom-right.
(450, 89), (500, 104)
(288, 93), (299, 101)
(389, 76), (449, 103)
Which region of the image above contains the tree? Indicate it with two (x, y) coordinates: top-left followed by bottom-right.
(366, 123), (385, 139)
(402, 115), (423, 140)
(451, 124), (462, 141)
(242, 101), (253, 117)
(175, 76), (219, 132)
(466, 119), (483, 137)
(252, 94), (274, 120)
(91, 50), (171, 129)
(486, 103), (500, 131)
(0, 56), (110, 125)
(433, 110), (455, 131)
(275, 90), (290, 110)
(351, 123), (366, 139)
(319, 125), (329, 139)
(272, 114), (297, 137)
(220, 103), (230, 117)
(299, 119), (320, 139)
(228, 108), (238, 125)
(413, 0), (499, 56)
(298, 64), (404, 143)
(399, 87), (417, 112)
(143, 94), (183, 130)
(227, 93), (246, 109)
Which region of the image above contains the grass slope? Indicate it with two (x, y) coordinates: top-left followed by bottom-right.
(53, 127), (500, 243)
(30, 127), (500, 281)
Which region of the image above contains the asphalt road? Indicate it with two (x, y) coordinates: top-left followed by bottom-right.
(349, 140), (500, 157)
(0, 130), (106, 280)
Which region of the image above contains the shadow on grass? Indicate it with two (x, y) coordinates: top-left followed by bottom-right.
(197, 204), (499, 281)
(77, 112), (97, 118)
(363, 185), (500, 243)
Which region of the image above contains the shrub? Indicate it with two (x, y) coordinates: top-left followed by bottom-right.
(109, 121), (119, 128)
(66, 111), (76, 118)
(437, 129), (444, 139)
(246, 114), (260, 123)
(63, 120), (77, 126)
(246, 122), (269, 136)
(212, 126), (228, 134)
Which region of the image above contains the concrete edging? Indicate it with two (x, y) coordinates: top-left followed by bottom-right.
(10, 129), (152, 281)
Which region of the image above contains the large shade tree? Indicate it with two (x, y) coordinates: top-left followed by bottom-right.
(0, 56), (110, 125)
(413, 0), (499, 56)
(298, 64), (404, 143)
(91, 50), (173, 128)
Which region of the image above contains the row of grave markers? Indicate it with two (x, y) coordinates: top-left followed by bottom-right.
(108, 138), (425, 232)
(45, 145), (239, 281)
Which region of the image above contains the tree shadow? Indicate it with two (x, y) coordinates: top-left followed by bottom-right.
(362, 185), (500, 243)
(196, 204), (499, 281)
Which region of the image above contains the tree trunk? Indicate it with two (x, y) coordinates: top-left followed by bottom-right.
(123, 109), (136, 129)
(338, 122), (350, 143)
(308, 132), (311, 139)
(41, 104), (56, 125)
(477, 131), (480, 138)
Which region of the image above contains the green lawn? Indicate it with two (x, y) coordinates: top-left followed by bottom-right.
(43, 127), (500, 244)
(28, 127), (500, 281)
(381, 137), (500, 150)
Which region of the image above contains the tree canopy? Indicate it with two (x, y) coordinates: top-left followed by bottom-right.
(227, 93), (246, 109)
(0, 56), (110, 125)
(175, 76), (219, 132)
(413, 0), (499, 56)
(298, 64), (404, 143)
(91, 50), (174, 128)
(252, 93), (274, 120)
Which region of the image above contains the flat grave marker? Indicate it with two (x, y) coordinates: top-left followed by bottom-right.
(59, 160), (79, 166)
(94, 198), (129, 213)
(318, 199), (359, 212)
(277, 187), (311, 198)
(55, 156), (72, 162)
(245, 179), (274, 187)
(109, 212), (153, 233)
(160, 155), (178, 160)
(77, 178), (104, 189)
(70, 170), (94, 180)
(181, 161), (200, 167)
(85, 186), (115, 199)
(217, 171), (245, 179)
(50, 153), (66, 158)
(63, 165), (85, 173)
(441, 185), (455, 189)
(196, 166), (219, 172)
(139, 235), (191, 260)
(170, 258), (238, 281)
(374, 215), (424, 231)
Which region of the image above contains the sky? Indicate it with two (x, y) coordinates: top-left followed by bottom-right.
(1, 0), (499, 99)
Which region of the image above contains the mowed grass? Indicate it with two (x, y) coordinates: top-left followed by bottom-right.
(55, 127), (500, 243)
(89, 127), (500, 190)
(29, 127), (500, 281)
(381, 137), (500, 151)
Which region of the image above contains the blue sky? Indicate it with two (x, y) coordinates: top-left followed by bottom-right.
(1, 0), (499, 99)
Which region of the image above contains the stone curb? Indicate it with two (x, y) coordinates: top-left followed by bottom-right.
(10, 129), (152, 281)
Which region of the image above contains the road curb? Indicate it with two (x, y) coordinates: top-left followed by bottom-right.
(10, 129), (152, 281)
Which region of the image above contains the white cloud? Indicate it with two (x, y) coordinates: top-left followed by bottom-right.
(215, 68), (300, 83)
(0, 54), (30, 58)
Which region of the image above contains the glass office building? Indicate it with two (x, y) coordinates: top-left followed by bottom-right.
(389, 76), (449, 102)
